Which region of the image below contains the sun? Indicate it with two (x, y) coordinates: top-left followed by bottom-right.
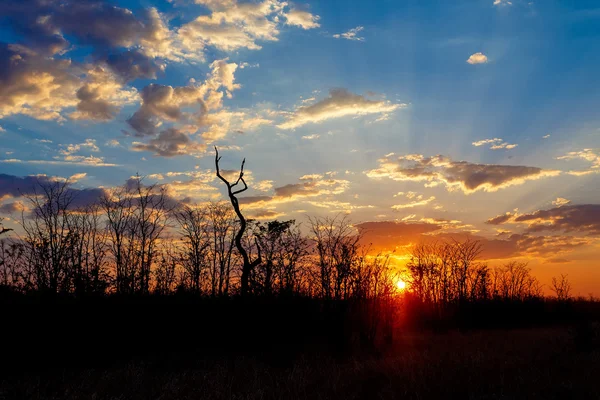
(396, 279), (407, 291)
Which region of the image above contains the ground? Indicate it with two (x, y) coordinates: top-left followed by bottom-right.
(2, 327), (599, 400)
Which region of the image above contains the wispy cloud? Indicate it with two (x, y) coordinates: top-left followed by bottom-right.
(278, 89), (405, 129)
(472, 138), (518, 150)
(333, 26), (365, 42)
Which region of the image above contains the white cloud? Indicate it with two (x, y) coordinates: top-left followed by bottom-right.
(286, 9), (321, 29)
(472, 138), (517, 150)
(333, 26), (365, 42)
(493, 0), (513, 6)
(557, 149), (600, 169)
(105, 139), (120, 147)
(302, 134), (320, 140)
(392, 193), (436, 210)
(278, 88), (406, 129)
(552, 198), (571, 207)
(467, 52), (489, 64)
(179, 1), (320, 53)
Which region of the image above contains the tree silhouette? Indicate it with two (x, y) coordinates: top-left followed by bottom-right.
(215, 147), (261, 296)
(0, 218), (11, 237)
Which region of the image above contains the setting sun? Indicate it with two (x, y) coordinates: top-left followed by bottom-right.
(396, 279), (407, 291)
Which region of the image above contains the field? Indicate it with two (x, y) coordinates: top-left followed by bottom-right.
(2, 325), (599, 400)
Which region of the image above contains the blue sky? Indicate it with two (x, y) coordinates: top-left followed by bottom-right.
(1, 0), (600, 293)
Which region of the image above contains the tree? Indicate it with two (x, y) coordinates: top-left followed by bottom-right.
(490, 261), (542, 300)
(308, 214), (362, 300)
(21, 179), (76, 293)
(214, 147), (261, 296)
(551, 274), (572, 301)
(173, 204), (211, 293)
(253, 219), (309, 295)
(0, 218), (12, 237)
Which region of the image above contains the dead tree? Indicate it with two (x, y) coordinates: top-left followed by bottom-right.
(214, 147), (261, 296)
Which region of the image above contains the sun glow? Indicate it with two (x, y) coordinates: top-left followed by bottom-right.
(396, 279), (407, 291)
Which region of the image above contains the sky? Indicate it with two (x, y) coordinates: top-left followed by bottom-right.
(1, 0), (599, 295)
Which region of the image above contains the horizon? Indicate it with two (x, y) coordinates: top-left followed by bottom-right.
(1, 0), (599, 296)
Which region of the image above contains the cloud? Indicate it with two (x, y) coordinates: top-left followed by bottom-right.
(557, 149), (600, 169)
(356, 218), (594, 261)
(255, 180), (274, 192)
(131, 128), (206, 157)
(179, 0), (320, 53)
(45, 139), (118, 166)
(552, 197), (571, 207)
(493, 0), (513, 6)
(69, 173), (87, 183)
(0, 174), (107, 209)
(0, 44), (137, 122)
(515, 204), (600, 235)
(333, 26), (365, 41)
(0, 201), (29, 215)
(127, 58), (240, 138)
(0, 44), (81, 121)
(305, 200), (374, 214)
(238, 174), (350, 210)
(278, 88), (405, 129)
(59, 139), (100, 156)
(105, 50), (166, 82)
(366, 153), (560, 193)
(472, 138), (517, 150)
(0, 1), (202, 63)
(486, 203), (600, 236)
(0, 0), (317, 123)
(249, 209), (286, 220)
(302, 134), (320, 140)
(391, 194), (436, 210)
(486, 212), (516, 225)
(467, 52), (488, 64)
(543, 134), (551, 139)
(105, 140), (120, 147)
(0, 159), (119, 167)
(285, 9), (321, 29)
(199, 109), (272, 142)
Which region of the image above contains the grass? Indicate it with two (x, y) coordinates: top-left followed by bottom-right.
(2, 327), (599, 400)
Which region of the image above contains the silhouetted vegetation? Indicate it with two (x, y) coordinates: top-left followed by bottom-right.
(1, 152), (599, 399)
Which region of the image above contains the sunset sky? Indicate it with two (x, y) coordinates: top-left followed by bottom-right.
(1, 0), (599, 295)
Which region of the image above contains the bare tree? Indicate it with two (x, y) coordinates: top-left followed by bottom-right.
(551, 274), (572, 301)
(308, 214), (362, 300)
(490, 261), (542, 300)
(173, 204), (211, 293)
(207, 201), (238, 296)
(0, 240), (25, 289)
(214, 147), (261, 296)
(21, 180), (76, 293)
(252, 219), (309, 296)
(101, 184), (136, 294)
(130, 177), (171, 294)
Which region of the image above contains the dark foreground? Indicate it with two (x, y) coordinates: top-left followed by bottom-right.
(2, 327), (599, 400)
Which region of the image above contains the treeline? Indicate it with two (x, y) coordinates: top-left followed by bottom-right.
(0, 177), (581, 304)
(0, 177), (398, 300)
(407, 241), (558, 305)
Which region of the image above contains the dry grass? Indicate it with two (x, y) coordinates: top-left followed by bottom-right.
(2, 327), (599, 400)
